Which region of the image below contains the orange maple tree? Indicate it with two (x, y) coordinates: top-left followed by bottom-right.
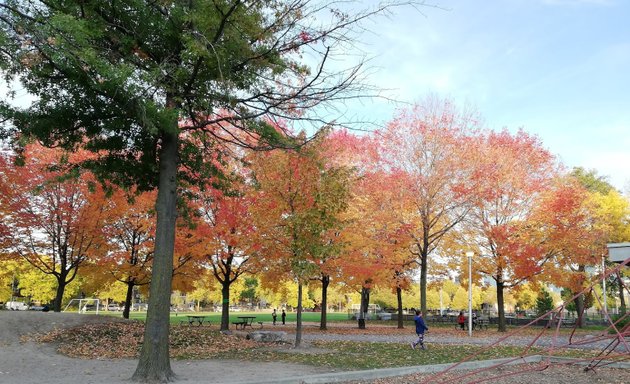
(189, 178), (261, 331)
(376, 97), (483, 316)
(100, 189), (157, 318)
(465, 129), (559, 331)
(0, 144), (109, 311)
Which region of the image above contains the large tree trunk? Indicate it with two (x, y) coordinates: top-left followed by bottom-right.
(358, 286), (370, 329)
(497, 280), (506, 332)
(420, 244), (428, 316)
(295, 283), (303, 347)
(575, 265), (586, 328)
(396, 286), (404, 329)
(53, 273), (68, 312)
(123, 280), (135, 319)
(220, 280), (231, 331)
(617, 272), (626, 315)
(132, 129), (178, 383)
(319, 274), (329, 330)
(575, 294), (585, 328)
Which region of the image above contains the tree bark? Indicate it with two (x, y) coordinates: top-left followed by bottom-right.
(396, 286), (404, 329)
(132, 128), (178, 383)
(420, 241), (428, 316)
(617, 272), (626, 315)
(295, 283), (303, 347)
(53, 273), (68, 312)
(123, 280), (135, 319)
(220, 280), (231, 331)
(497, 280), (506, 332)
(358, 286), (370, 329)
(319, 274), (329, 330)
(575, 294), (585, 328)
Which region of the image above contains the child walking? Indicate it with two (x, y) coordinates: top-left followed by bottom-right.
(411, 310), (429, 350)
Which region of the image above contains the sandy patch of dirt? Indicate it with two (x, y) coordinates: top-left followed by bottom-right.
(0, 311), (332, 384)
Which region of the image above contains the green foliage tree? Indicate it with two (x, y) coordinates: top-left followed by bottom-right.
(561, 287), (594, 315)
(0, 1), (414, 381)
(536, 288), (554, 316)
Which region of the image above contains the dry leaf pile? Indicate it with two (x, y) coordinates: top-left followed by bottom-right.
(27, 321), (259, 360)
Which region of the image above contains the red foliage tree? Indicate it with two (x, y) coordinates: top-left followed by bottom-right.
(0, 145), (108, 311)
(465, 129), (559, 331)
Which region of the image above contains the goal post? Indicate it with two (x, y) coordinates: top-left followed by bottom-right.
(63, 298), (100, 314)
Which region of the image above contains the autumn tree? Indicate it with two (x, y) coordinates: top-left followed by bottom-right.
(250, 133), (350, 345)
(570, 169), (630, 318)
(102, 190), (156, 319)
(310, 131), (358, 330)
(0, 145), (108, 311)
(377, 97), (483, 316)
(192, 180), (260, 331)
(464, 129), (559, 332)
(339, 166), (412, 329)
(0, 1), (419, 381)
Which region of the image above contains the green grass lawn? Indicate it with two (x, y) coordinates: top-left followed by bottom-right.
(111, 310), (352, 325)
(216, 340), (598, 370)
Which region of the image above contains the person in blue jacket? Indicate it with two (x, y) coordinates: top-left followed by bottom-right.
(410, 310), (429, 350)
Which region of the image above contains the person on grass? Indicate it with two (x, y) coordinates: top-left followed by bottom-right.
(411, 310), (429, 350)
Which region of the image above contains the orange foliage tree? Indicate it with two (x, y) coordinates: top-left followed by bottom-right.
(101, 190), (156, 318)
(536, 176), (611, 326)
(377, 97), (483, 316)
(190, 180), (261, 331)
(464, 129), (559, 331)
(0, 145), (109, 311)
(340, 167), (413, 329)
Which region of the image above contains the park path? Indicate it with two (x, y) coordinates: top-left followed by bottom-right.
(298, 324), (624, 351)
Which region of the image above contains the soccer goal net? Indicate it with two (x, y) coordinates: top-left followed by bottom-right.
(63, 298), (101, 314)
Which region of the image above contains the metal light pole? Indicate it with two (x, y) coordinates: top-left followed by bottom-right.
(602, 255), (607, 315)
(466, 251), (474, 337)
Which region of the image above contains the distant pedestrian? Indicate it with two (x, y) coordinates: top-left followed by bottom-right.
(410, 310), (429, 350)
(281, 309), (286, 325)
(457, 311), (466, 330)
(272, 309), (277, 325)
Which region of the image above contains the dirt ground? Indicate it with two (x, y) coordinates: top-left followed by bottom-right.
(1, 311), (629, 384)
(0, 311), (332, 384)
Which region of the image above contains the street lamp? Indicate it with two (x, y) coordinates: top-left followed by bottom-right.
(602, 255), (607, 315)
(466, 251), (474, 337)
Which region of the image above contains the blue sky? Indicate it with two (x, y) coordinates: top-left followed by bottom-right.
(2, 1), (627, 191)
(348, 0), (630, 191)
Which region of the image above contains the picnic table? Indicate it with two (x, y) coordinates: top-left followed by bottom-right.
(232, 316), (261, 329)
(183, 315), (209, 326)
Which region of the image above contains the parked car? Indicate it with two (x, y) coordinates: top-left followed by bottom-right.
(107, 303), (120, 311)
(29, 305), (50, 312)
(6, 301), (29, 310)
(132, 303), (148, 311)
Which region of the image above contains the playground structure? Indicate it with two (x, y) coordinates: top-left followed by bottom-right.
(424, 247), (630, 384)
